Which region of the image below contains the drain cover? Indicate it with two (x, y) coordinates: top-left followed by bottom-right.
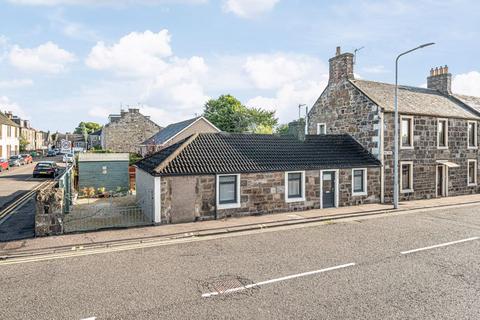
(201, 275), (255, 296)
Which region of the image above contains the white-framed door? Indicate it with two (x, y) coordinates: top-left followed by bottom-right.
(320, 169), (339, 209)
(435, 164), (448, 197)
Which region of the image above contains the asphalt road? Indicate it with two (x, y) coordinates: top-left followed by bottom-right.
(0, 156), (63, 242)
(0, 161), (42, 210)
(0, 205), (479, 320)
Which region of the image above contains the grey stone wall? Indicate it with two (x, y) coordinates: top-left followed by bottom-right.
(160, 168), (381, 223)
(102, 110), (160, 154)
(308, 80), (381, 158)
(35, 184), (64, 237)
(382, 113), (479, 202)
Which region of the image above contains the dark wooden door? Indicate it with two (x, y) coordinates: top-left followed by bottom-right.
(322, 171), (336, 208)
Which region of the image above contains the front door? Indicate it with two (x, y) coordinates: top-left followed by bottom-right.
(436, 165), (446, 197)
(322, 171), (336, 208)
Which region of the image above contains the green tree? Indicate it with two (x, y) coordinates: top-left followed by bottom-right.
(74, 122), (102, 135)
(275, 124), (290, 135)
(19, 136), (29, 152)
(203, 95), (278, 133)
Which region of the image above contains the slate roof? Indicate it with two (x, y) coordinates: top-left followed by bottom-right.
(0, 111), (19, 127)
(453, 94), (480, 115)
(136, 133), (380, 176)
(141, 116), (217, 146)
(350, 79), (480, 120)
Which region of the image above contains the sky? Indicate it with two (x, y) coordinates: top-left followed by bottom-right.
(0, 0), (479, 132)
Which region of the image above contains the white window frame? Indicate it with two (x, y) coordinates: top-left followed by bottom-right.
(467, 159), (477, 186)
(400, 161), (414, 193)
(216, 174), (241, 209)
(437, 118), (448, 149)
(285, 171), (306, 203)
(316, 123), (326, 135)
(400, 115), (414, 149)
(351, 168), (368, 196)
(467, 121), (478, 149)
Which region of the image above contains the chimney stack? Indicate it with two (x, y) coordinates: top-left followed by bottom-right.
(329, 46), (354, 85)
(288, 118), (306, 142)
(427, 64), (451, 95)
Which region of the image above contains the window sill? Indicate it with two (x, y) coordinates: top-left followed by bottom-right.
(217, 202), (241, 210)
(467, 146), (478, 150)
(468, 183), (477, 187)
(437, 146), (448, 150)
(400, 189), (414, 194)
(352, 192), (367, 197)
(400, 146), (414, 150)
(286, 196), (305, 203)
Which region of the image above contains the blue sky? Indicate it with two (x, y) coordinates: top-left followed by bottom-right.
(1, 0), (479, 132)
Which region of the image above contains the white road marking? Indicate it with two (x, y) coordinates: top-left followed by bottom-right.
(201, 262), (355, 298)
(401, 237), (479, 255)
(80, 317), (96, 320)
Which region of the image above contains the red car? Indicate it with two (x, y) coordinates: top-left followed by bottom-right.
(0, 158), (9, 172)
(21, 154), (33, 164)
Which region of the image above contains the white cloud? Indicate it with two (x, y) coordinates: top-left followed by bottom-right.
(243, 53), (328, 122)
(7, 0), (206, 5)
(8, 41), (75, 73)
(0, 96), (28, 119)
(86, 30), (173, 77)
(453, 71), (480, 96)
(85, 30), (210, 124)
(0, 79), (34, 88)
(223, 0), (279, 18)
(48, 9), (100, 41)
(244, 53), (325, 89)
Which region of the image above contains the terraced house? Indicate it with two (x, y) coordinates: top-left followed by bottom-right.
(308, 47), (480, 203)
(0, 111), (19, 159)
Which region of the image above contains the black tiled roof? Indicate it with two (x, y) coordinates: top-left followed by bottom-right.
(136, 133), (380, 176)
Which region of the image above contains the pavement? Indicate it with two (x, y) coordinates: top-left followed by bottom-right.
(2, 192), (480, 255)
(0, 202), (478, 319)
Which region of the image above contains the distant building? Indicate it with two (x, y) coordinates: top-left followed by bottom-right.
(53, 132), (87, 152)
(0, 111), (19, 158)
(139, 116), (220, 157)
(88, 129), (102, 150)
(101, 108), (161, 154)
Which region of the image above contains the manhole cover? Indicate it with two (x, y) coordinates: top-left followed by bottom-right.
(200, 275), (256, 296)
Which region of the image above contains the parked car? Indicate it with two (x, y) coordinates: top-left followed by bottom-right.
(0, 158), (9, 172)
(9, 155), (25, 167)
(63, 153), (74, 163)
(21, 154), (33, 164)
(47, 150), (56, 157)
(33, 161), (59, 178)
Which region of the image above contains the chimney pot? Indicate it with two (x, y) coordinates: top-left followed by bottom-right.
(336, 46), (341, 56)
(430, 68), (434, 76)
(439, 66), (444, 75)
(444, 65), (448, 73)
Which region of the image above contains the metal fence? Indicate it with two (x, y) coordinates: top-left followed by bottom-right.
(57, 165), (74, 214)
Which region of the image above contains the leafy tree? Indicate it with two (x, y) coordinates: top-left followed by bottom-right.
(275, 124), (290, 135)
(203, 95), (278, 133)
(74, 122), (102, 135)
(19, 136), (29, 152)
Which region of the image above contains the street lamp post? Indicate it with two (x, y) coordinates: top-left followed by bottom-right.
(393, 43), (435, 209)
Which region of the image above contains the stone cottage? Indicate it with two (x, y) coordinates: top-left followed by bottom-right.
(139, 116), (220, 157)
(135, 131), (380, 224)
(308, 47), (480, 203)
(101, 108), (161, 154)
